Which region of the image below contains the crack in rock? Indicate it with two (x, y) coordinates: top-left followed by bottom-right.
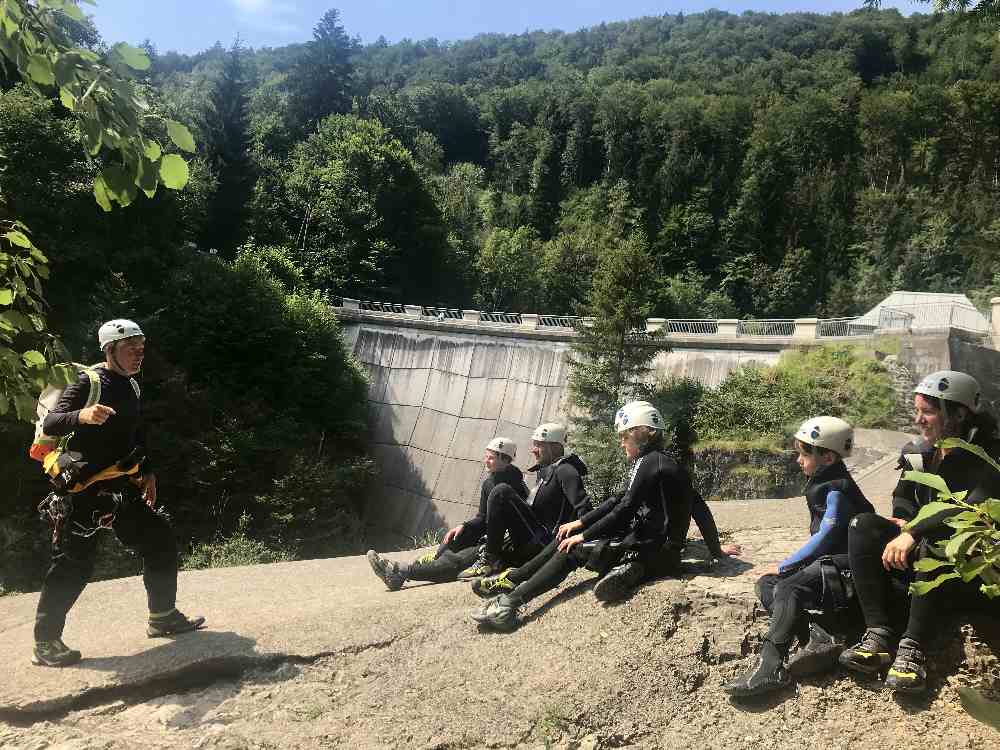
(0, 634), (406, 728)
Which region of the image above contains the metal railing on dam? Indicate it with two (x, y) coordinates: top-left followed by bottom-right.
(332, 297), (994, 342)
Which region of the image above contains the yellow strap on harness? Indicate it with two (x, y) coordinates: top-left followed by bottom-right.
(67, 462), (141, 494)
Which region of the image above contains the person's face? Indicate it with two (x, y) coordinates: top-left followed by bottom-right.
(484, 449), (501, 472)
(111, 336), (145, 375)
(530, 440), (545, 464)
(795, 442), (820, 477)
(914, 394), (946, 444)
(620, 429), (642, 461)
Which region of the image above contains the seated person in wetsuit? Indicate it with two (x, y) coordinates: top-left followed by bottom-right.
(471, 401), (694, 632)
(460, 422), (593, 580)
(724, 416), (874, 697)
(839, 370), (1000, 694)
(367, 436), (528, 590)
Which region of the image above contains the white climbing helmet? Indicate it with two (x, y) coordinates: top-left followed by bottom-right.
(914, 370), (981, 413)
(486, 436), (516, 460)
(614, 401), (664, 434)
(794, 416), (854, 457)
(98, 319), (144, 350)
(531, 422), (566, 445)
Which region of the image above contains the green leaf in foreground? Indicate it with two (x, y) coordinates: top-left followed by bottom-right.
(0, 289), (12, 306)
(958, 687), (1000, 731)
(909, 571), (961, 596)
(113, 42), (151, 71)
(21, 349), (46, 367)
(902, 470), (954, 498)
(165, 120), (196, 153)
(159, 153), (190, 189)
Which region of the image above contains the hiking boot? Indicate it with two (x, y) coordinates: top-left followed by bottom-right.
(32, 638), (82, 667)
(885, 638), (927, 694)
(147, 609), (206, 638)
(459, 551), (501, 579)
(723, 651), (791, 697)
(367, 550), (406, 591)
(839, 628), (895, 675)
(472, 594), (522, 632)
(593, 558), (645, 602)
(788, 622), (845, 678)
(471, 569), (515, 598)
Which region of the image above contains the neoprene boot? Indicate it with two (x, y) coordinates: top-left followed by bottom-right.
(723, 640), (791, 697)
(593, 558), (645, 602)
(885, 637), (927, 693)
(787, 621), (845, 678)
(367, 550), (406, 591)
(839, 627), (896, 675)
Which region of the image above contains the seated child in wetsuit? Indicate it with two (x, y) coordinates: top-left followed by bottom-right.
(725, 416), (874, 697)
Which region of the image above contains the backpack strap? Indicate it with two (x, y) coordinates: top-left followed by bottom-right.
(80, 364), (102, 409)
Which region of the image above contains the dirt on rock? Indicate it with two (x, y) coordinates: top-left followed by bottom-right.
(1, 548), (997, 750)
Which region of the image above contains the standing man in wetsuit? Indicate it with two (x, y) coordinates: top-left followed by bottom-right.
(32, 319), (204, 667)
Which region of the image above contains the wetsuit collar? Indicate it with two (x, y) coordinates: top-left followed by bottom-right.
(803, 458), (849, 491)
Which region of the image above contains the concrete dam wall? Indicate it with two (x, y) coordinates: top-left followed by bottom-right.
(342, 318), (782, 537)
(338, 305), (999, 537)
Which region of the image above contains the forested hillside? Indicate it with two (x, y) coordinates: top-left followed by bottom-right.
(4, 6), (1000, 589)
(143, 7), (1000, 318)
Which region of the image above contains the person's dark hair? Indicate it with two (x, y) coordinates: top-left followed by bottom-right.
(793, 438), (839, 460)
(632, 425), (665, 452)
(918, 395), (998, 443)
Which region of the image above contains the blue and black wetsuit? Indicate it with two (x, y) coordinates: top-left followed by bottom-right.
(755, 460), (874, 651)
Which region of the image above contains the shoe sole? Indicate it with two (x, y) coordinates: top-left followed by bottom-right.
(366, 551), (388, 581)
(593, 575), (637, 602)
(839, 654), (891, 675)
(367, 552), (403, 591)
(31, 655), (81, 667)
(725, 679), (791, 698)
(887, 680), (926, 694)
(147, 618), (207, 638)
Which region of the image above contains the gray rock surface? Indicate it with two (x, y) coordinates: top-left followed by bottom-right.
(1, 449), (997, 749)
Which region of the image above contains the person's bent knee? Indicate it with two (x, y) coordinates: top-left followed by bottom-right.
(849, 512), (897, 550)
(486, 483), (518, 509)
(756, 573), (780, 604)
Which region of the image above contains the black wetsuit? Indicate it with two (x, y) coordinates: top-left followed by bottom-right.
(754, 461), (874, 651)
(34, 367), (178, 642)
(482, 454), (592, 560)
(849, 435), (1000, 643)
(405, 463), (529, 583)
(502, 448), (694, 605)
